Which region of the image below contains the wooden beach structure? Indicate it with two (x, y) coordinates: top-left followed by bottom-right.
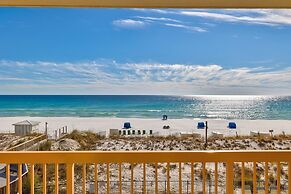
(13, 120), (41, 136)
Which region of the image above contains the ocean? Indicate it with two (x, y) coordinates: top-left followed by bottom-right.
(0, 95), (290, 119)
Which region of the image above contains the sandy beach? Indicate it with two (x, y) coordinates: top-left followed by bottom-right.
(1, 117), (291, 137)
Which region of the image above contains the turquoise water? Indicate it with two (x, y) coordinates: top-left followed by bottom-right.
(0, 95), (290, 119)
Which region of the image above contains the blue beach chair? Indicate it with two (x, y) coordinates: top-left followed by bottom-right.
(228, 122), (237, 129)
(123, 122), (131, 129)
(197, 122), (205, 129)
(162, 115), (168, 120)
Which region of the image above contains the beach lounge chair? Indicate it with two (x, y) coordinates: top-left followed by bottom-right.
(212, 131), (223, 138)
(132, 130), (135, 135)
(149, 130), (153, 135)
(123, 130), (126, 135)
(250, 131), (270, 138)
(127, 130), (131, 135)
(197, 122), (205, 129)
(123, 122), (131, 129)
(250, 131), (259, 137)
(142, 130), (146, 135)
(138, 130), (141, 135)
(228, 122), (237, 129)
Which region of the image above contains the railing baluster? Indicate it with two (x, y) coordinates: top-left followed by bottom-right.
(119, 163), (122, 194)
(18, 163), (22, 194)
(31, 164), (35, 194)
(6, 164), (10, 194)
(191, 162), (194, 194)
(179, 162), (182, 194)
(277, 162), (281, 194)
(131, 163), (134, 194)
(43, 164), (47, 194)
(55, 164), (58, 194)
(155, 163), (158, 194)
(143, 163), (146, 194)
(253, 162), (257, 194)
(202, 162), (206, 194)
(215, 162), (218, 194)
(226, 162), (234, 194)
(107, 163), (110, 194)
(265, 162), (268, 194)
(83, 164), (86, 194)
(167, 162), (170, 194)
(95, 163), (98, 194)
(289, 161), (291, 194)
(241, 162), (245, 194)
(66, 163), (74, 194)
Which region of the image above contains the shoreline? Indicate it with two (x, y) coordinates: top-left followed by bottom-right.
(1, 115), (291, 120)
(1, 117), (291, 137)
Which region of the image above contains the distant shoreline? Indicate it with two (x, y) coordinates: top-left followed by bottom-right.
(1, 115), (291, 120)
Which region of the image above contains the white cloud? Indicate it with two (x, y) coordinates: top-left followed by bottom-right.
(134, 9), (291, 27)
(112, 19), (146, 28)
(0, 60), (291, 95)
(164, 23), (207, 32)
(179, 10), (291, 26)
(135, 16), (182, 23)
(113, 16), (206, 32)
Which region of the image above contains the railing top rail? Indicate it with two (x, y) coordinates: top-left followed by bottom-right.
(1, 150), (291, 163)
(1, 0), (291, 8)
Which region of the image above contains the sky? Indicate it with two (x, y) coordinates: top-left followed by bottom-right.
(0, 8), (291, 95)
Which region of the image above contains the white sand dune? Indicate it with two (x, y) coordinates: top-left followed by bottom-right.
(1, 117), (291, 137)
